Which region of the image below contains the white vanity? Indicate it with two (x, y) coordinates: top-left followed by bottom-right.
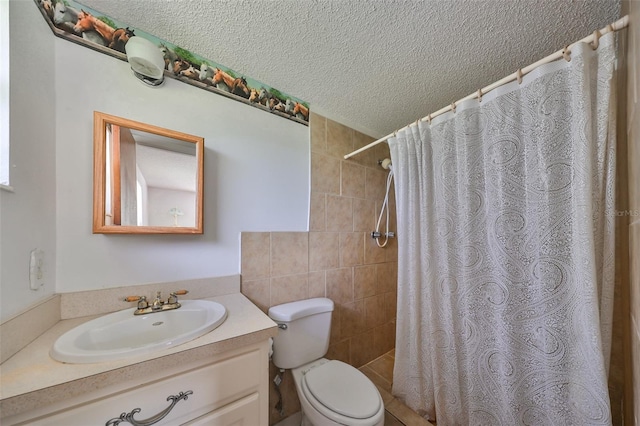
(0, 289), (277, 426)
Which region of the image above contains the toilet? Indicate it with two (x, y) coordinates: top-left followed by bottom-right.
(268, 298), (385, 426)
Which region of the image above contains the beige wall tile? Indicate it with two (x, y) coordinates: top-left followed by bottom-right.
(326, 195), (353, 231)
(327, 339), (350, 365)
(365, 294), (387, 329)
(311, 152), (340, 195)
(340, 232), (364, 267)
(371, 322), (395, 362)
(351, 131), (377, 168)
(377, 261), (398, 294)
(372, 140), (391, 165)
(631, 223), (640, 331)
(240, 232), (271, 281)
(308, 271), (326, 298)
(373, 321), (396, 356)
(365, 167), (389, 201)
(271, 232), (309, 277)
(342, 162), (366, 199)
(271, 274), (309, 307)
(340, 299), (366, 339)
(326, 119), (354, 158)
(309, 193), (326, 231)
(354, 264), (377, 299)
(309, 232), (340, 271)
(310, 112), (327, 154)
(240, 278), (270, 313)
(353, 197), (376, 232)
(633, 317), (640, 426)
(629, 95), (640, 213)
(326, 267), (354, 305)
(364, 234), (388, 264)
(331, 302), (342, 343)
(351, 330), (376, 367)
(628, 1), (638, 123)
(385, 236), (399, 262)
(385, 290), (398, 323)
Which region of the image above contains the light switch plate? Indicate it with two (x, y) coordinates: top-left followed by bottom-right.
(29, 249), (44, 290)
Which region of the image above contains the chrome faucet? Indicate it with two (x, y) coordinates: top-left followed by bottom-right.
(152, 291), (164, 311)
(124, 290), (189, 315)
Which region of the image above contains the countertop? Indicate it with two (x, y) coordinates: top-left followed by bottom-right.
(0, 293), (278, 418)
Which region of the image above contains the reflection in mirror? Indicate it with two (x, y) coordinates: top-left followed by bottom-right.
(93, 112), (204, 234)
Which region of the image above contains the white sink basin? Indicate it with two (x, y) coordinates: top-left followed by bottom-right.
(51, 300), (227, 364)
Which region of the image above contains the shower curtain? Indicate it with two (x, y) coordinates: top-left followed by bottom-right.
(389, 32), (617, 425)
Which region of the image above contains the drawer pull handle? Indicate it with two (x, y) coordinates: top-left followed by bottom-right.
(105, 390), (193, 426)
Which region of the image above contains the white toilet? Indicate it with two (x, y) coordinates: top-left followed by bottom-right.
(268, 298), (385, 426)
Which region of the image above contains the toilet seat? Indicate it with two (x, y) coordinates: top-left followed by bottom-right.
(301, 360), (382, 423)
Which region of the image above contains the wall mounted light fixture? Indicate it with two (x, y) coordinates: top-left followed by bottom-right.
(124, 36), (165, 87)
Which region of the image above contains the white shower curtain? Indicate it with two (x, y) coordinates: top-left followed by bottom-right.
(389, 32), (617, 425)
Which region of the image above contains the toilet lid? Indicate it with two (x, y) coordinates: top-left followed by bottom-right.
(303, 360), (381, 419)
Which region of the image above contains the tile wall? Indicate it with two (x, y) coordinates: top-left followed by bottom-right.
(624, 0), (640, 423)
(611, 8), (632, 424)
(241, 112), (398, 424)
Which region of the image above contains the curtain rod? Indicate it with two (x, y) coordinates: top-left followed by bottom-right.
(344, 14), (629, 160)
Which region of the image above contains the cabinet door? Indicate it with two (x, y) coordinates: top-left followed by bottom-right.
(9, 349), (262, 426)
(182, 393), (260, 426)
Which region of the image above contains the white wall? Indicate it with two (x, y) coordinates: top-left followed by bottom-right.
(1, 0), (57, 321)
(1, 1), (309, 320)
(147, 187), (195, 227)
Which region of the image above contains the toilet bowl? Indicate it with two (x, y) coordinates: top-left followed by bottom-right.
(292, 358), (385, 426)
(268, 298), (384, 426)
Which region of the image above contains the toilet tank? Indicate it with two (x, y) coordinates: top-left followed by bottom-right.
(268, 298), (334, 369)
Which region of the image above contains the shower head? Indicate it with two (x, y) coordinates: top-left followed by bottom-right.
(379, 158), (392, 170)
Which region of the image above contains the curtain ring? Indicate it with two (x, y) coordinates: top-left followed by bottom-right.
(427, 114), (432, 124)
(606, 24), (614, 34)
(562, 46), (571, 62)
(477, 89), (483, 103)
(451, 102), (456, 113)
(591, 29), (601, 50)
(516, 69), (523, 84)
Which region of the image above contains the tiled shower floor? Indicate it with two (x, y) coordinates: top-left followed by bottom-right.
(359, 350), (434, 426)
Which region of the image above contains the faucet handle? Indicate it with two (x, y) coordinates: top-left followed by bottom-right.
(168, 289), (188, 304)
(124, 295), (148, 310)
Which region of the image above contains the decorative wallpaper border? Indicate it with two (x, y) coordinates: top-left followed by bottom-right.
(34, 0), (310, 126)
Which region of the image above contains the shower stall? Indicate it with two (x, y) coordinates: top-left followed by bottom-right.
(345, 17), (629, 426)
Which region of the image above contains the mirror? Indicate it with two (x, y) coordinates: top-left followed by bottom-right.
(93, 111), (204, 234)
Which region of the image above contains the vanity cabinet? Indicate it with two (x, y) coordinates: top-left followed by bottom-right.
(3, 341), (269, 426)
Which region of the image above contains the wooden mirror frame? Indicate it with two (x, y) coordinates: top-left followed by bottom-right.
(93, 111), (204, 234)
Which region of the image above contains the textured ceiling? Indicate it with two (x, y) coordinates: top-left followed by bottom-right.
(80, 0), (621, 138)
